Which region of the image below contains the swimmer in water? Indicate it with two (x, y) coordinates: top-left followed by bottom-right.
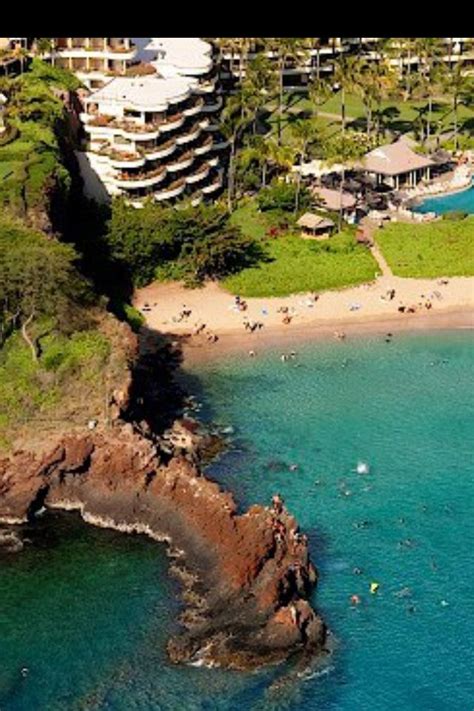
(21, 667), (29, 678)
(353, 567), (363, 575)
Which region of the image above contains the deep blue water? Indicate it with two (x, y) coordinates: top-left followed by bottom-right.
(413, 180), (474, 214)
(1, 331), (473, 710)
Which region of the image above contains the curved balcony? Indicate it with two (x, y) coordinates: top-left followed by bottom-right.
(203, 120), (220, 132)
(109, 153), (145, 169)
(201, 96), (224, 113)
(155, 177), (187, 201)
(112, 165), (167, 189)
(55, 45), (136, 61)
(185, 163), (210, 185)
(201, 173), (223, 194)
(183, 97), (204, 117)
(194, 135), (214, 156)
(122, 124), (161, 141)
(175, 121), (202, 145)
(84, 116), (161, 141)
(142, 137), (177, 161)
(167, 150), (195, 172)
(159, 112), (185, 133)
(211, 138), (230, 150)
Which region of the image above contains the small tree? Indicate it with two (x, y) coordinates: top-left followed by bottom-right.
(0, 221), (93, 360)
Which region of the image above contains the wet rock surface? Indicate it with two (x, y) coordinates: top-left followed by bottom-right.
(0, 423), (326, 669)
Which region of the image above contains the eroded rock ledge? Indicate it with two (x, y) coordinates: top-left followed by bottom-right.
(0, 421), (326, 670)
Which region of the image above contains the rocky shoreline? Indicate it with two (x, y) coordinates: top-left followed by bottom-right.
(0, 331), (327, 671)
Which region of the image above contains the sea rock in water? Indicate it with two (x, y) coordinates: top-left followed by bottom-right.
(0, 426), (327, 670)
(0, 528), (24, 552)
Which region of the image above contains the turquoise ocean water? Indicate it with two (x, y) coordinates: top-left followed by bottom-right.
(413, 179), (474, 214)
(1, 331), (473, 710)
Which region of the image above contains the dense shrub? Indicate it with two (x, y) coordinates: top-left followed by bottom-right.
(256, 181), (312, 212)
(105, 199), (263, 287)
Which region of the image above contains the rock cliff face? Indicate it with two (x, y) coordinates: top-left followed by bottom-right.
(0, 421), (326, 670)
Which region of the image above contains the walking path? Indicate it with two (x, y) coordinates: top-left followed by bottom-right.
(360, 218), (394, 278)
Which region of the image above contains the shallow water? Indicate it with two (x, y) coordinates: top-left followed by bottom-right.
(1, 331), (473, 710)
(413, 180), (474, 214)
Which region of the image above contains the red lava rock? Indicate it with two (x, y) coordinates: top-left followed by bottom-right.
(0, 426), (326, 670)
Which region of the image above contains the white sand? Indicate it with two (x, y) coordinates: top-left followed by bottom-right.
(136, 276), (473, 331)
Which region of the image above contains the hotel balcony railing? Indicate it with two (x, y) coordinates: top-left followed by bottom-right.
(194, 134), (214, 156)
(211, 137), (230, 150)
(112, 165), (167, 189)
(175, 121), (202, 145)
(167, 149), (195, 172)
(159, 111), (185, 132)
(155, 177), (187, 201)
(201, 95), (223, 113)
(182, 96), (204, 117)
(185, 162), (211, 184)
(201, 172), (223, 194)
(67, 43), (134, 54)
(141, 137), (177, 161)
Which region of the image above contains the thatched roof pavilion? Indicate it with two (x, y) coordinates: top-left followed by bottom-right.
(297, 212), (335, 237)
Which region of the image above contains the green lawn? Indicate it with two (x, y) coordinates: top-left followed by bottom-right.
(223, 200), (378, 297)
(265, 91), (474, 147)
(376, 218), (474, 278)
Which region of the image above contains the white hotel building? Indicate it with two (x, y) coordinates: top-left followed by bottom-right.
(48, 38), (227, 205)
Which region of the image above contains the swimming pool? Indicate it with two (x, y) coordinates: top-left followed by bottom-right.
(413, 179), (474, 215)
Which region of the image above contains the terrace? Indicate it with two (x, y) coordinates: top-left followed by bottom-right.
(155, 176), (187, 200)
(113, 165), (167, 188)
(167, 149), (195, 171)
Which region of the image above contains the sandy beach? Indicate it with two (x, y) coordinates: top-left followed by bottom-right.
(135, 276), (474, 363)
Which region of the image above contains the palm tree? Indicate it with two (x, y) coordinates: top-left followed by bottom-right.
(221, 92), (255, 211)
(273, 38), (310, 145)
(443, 61), (473, 151)
(289, 117), (320, 212)
(332, 54), (359, 135)
(308, 75), (332, 119)
(35, 38), (54, 59)
(413, 37), (444, 146)
(222, 37), (255, 86)
(324, 134), (366, 231)
(243, 53), (277, 133)
(12, 45), (29, 74)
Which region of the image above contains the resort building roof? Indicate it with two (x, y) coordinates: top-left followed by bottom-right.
(312, 187), (357, 211)
(363, 141), (434, 177)
(133, 38), (213, 77)
(84, 75), (197, 112)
